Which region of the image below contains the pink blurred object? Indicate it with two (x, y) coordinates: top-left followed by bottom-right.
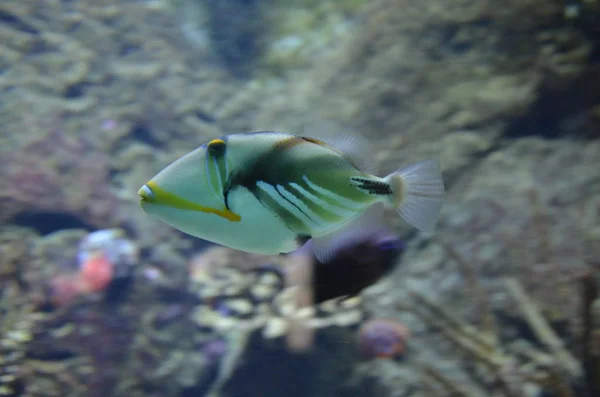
(357, 319), (411, 359)
(49, 229), (138, 306)
(78, 252), (114, 293)
(50, 252), (113, 306)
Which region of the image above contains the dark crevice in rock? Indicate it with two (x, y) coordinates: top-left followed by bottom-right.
(194, 109), (217, 124)
(130, 122), (162, 148)
(571, 4), (600, 61)
(503, 73), (600, 140)
(11, 211), (92, 236)
(501, 5), (600, 140)
(433, 18), (492, 58)
(64, 82), (88, 98)
(119, 42), (141, 57)
(27, 349), (78, 361)
(0, 9), (39, 35)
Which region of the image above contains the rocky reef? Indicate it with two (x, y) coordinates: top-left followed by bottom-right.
(1, 0), (599, 396)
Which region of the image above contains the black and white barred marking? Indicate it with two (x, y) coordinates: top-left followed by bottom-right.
(349, 177), (393, 196)
(255, 175), (364, 234)
(226, 134), (368, 234)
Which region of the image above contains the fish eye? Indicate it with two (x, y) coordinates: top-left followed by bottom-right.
(138, 184), (155, 202)
(207, 139), (226, 156)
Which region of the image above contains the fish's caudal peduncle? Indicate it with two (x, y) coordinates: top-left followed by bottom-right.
(382, 159), (445, 233)
(383, 174), (405, 208)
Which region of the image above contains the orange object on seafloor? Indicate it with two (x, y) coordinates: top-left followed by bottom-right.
(78, 251), (114, 293)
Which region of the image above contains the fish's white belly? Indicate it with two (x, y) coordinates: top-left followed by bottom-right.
(150, 186), (299, 255)
(224, 186), (300, 254)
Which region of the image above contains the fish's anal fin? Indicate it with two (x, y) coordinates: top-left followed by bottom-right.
(311, 203), (384, 264)
(301, 120), (377, 174)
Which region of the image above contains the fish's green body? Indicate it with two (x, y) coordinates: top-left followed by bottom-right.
(139, 127), (445, 262)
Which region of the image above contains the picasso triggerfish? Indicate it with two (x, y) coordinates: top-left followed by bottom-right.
(138, 123), (445, 262)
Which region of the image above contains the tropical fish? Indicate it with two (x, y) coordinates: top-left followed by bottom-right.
(309, 228), (404, 304)
(138, 123), (445, 262)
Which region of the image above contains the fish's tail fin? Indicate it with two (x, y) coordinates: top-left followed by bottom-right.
(383, 159), (445, 232)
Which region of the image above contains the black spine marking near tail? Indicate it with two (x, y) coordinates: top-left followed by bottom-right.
(350, 177), (393, 196)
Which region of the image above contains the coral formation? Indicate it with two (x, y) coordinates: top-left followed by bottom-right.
(0, 283), (37, 396)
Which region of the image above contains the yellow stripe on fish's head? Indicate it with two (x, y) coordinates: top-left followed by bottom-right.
(137, 144), (241, 226)
(138, 181), (241, 222)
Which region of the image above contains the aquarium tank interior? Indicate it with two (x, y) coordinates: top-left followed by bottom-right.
(1, 0), (600, 396)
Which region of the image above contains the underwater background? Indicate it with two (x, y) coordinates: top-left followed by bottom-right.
(1, 0), (600, 396)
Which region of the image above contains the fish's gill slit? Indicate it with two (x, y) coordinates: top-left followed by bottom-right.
(256, 181), (311, 231)
(205, 150), (219, 198)
(302, 175), (363, 211)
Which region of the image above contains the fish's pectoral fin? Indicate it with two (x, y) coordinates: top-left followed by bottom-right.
(311, 203), (385, 264)
(301, 119), (377, 174)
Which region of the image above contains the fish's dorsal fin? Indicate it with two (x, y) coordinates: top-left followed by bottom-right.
(301, 120), (377, 174)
